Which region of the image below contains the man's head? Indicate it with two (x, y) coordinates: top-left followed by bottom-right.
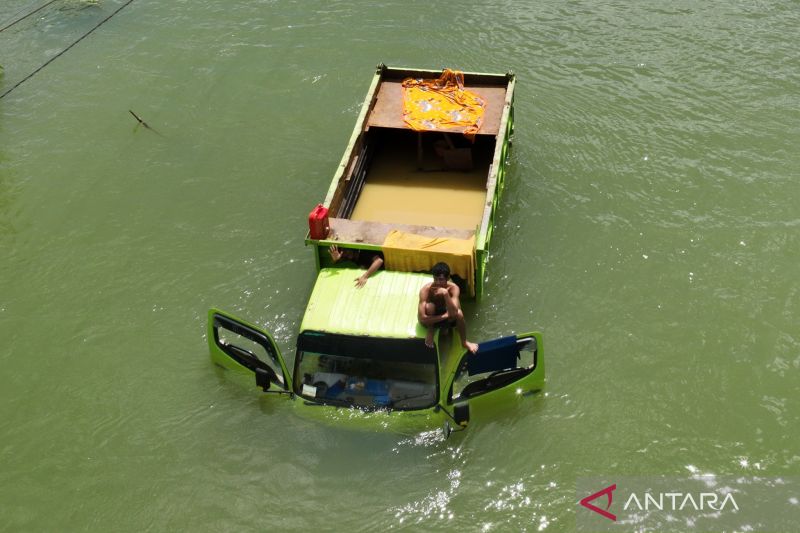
(431, 262), (450, 288)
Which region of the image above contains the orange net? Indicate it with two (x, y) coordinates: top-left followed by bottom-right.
(402, 69), (486, 139)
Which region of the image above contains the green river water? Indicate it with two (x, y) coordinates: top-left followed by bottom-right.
(1, 1), (798, 531)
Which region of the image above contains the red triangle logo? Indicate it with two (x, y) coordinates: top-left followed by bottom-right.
(579, 483), (617, 521)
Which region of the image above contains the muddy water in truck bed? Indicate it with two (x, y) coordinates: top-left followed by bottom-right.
(350, 170), (488, 230)
(350, 130), (491, 230)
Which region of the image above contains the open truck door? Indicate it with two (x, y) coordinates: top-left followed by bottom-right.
(208, 308), (292, 393)
(444, 332), (544, 432)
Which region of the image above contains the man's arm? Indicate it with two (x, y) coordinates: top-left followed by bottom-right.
(447, 282), (462, 310)
(354, 255), (384, 288)
(418, 285), (448, 325)
(435, 282), (460, 318)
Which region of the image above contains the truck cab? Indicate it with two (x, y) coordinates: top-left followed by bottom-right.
(209, 269), (543, 435)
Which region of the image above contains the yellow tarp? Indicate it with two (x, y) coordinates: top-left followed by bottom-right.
(382, 229), (476, 297)
(402, 69), (486, 139)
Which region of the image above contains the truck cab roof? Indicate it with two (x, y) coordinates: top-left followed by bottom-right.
(300, 268), (429, 339)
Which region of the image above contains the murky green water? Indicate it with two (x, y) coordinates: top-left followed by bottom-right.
(2, 1), (798, 531)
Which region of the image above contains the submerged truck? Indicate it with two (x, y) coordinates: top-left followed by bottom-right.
(208, 65), (544, 435)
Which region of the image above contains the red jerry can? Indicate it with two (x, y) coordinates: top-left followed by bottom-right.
(308, 204), (330, 240)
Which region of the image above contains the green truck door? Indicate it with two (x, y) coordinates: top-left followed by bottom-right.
(208, 308), (292, 393)
(445, 333), (544, 423)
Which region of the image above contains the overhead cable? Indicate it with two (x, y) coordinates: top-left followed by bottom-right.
(0, 0), (59, 33)
(1, 0), (137, 100)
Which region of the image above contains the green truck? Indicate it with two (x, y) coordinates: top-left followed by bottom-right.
(208, 65), (544, 436)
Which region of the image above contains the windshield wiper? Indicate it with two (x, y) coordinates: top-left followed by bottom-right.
(389, 392), (433, 408)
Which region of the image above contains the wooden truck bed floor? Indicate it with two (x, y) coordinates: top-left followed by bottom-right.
(366, 81), (507, 136)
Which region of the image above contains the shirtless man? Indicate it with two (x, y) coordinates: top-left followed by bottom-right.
(418, 262), (479, 353)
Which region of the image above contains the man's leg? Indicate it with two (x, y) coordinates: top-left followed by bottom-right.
(422, 302), (442, 348)
(455, 310), (479, 354)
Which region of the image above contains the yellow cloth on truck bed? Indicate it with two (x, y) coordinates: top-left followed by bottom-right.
(402, 69), (486, 139)
(382, 230), (476, 297)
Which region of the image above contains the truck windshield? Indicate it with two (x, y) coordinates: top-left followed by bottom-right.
(294, 331), (438, 411)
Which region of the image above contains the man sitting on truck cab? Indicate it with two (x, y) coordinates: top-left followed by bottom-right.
(329, 245), (384, 288)
(418, 262), (479, 354)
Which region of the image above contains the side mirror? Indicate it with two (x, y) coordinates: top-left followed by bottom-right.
(255, 367), (272, 392)
(453, 402), (470, 428)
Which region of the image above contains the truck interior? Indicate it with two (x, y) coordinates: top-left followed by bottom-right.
(294, 332), (438, 410)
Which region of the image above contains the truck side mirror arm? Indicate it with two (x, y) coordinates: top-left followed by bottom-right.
(436, 401), (470, 438)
